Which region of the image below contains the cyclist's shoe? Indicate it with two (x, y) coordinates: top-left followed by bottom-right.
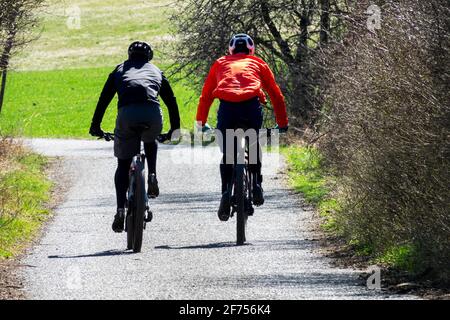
(218, 191), (231, 221)
(147, 173), (159, 198)
(145, 209), (153, 223)
(253, 184), (265, 206)
(112, 208), (125, 233)
(245, 198), (254, 216)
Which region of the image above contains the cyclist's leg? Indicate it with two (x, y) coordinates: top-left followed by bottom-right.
(114, 104), (142, 209)
(113, 107), (143, 232)
(242, 99), (264, 205)
(216, 100), (239, 220)
(144, 141), (157, 175)
(140, 105), (163, 198)
(117, 103), (162, 175)
(144, 140), (159, 198)
(245, 99), (263, 179)
(112, 157), (132, 232)
(114, 105), (141, 160)
(115, 158), (133, 210)
(217, 101), (237, 194)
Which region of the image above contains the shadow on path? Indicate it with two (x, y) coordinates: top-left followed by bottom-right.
(155, 242), (239, 250)
(48, 249), (134, 259)
(155, 239), (311, 251)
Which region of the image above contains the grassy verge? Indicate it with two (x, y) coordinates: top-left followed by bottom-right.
(0, 142), (52, 258)
(283, 145), (418, 271)
(282, 145), (338, 232)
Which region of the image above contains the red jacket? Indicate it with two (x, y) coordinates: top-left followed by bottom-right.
(196, 54), (289, 128)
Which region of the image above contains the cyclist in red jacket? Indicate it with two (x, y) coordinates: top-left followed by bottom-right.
(196, 34), (289, 221)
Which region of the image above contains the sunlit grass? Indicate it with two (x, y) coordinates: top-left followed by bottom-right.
(0, 66), (206, 137)
(0, 152), (51, 258)
(11, 0), (175, 71)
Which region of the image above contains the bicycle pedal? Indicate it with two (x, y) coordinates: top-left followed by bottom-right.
(145, 210), (153, 223)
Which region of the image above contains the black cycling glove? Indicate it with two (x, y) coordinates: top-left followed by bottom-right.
(89, 122), (104, 137)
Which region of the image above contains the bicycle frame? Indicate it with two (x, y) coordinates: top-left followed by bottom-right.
(230, 137), (255, 214)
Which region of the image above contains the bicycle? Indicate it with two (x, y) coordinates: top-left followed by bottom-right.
(203, 127), (280, 245)
(101, 131), (153, 253)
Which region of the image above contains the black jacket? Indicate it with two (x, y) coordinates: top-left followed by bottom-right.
(91, 60), (180, 130)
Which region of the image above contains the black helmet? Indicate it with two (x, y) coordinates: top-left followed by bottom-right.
(128, 41), (153, 61)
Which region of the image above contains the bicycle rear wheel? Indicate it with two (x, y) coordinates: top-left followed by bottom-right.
(132, 160), (146, 253)
(235, 164), (247, 245)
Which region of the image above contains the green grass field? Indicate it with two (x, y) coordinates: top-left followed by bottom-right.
(0, 67), (205, 137)
(0, 0), (215, 138)
(11, 0), (176, 71)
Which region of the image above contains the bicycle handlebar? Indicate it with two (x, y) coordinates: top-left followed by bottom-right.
(156, 132), (172, 143)
(99, 132), (115, 142)
(100, 131), (172, 143)
(99, 128), (285, 144)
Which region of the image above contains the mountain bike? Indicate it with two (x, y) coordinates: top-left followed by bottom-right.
(102, 132), (152, 253)
(202, 127), (280, 246)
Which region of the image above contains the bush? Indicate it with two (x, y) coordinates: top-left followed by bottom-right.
(317, 0), (450, 280)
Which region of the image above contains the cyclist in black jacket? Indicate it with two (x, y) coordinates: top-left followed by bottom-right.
(89, 41), (180, 233)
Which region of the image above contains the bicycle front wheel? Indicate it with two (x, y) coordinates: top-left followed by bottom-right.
(132, 162), (146, 253)
(235, 164), (247, 245)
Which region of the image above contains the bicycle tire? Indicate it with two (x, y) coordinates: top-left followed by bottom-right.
(235, 163), (247, 245)
(126, 207), (134, 250)
(132, 160), (146, 253)
(126, 173), (136, 250)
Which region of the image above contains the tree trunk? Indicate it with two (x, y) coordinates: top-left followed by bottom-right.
(0, 33), (16, 114)
(294, 12), (313, 122)
(320, 0), (330, 45)
(0, 69), (7, 113)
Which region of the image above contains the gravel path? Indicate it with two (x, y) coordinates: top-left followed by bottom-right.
(20, 138), (416, 300)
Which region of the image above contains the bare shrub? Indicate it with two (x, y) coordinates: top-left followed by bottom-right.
(317, 0), (450, 279)
(0, 0), (45, 112)
(169, 0), (351, 125)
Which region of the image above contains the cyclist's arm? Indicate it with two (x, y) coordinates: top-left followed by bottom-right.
(196, 62), (218, 126)
(91, 71), (116, 128)
(160, 75), (181, 132)
(260, 63), (289, 128)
